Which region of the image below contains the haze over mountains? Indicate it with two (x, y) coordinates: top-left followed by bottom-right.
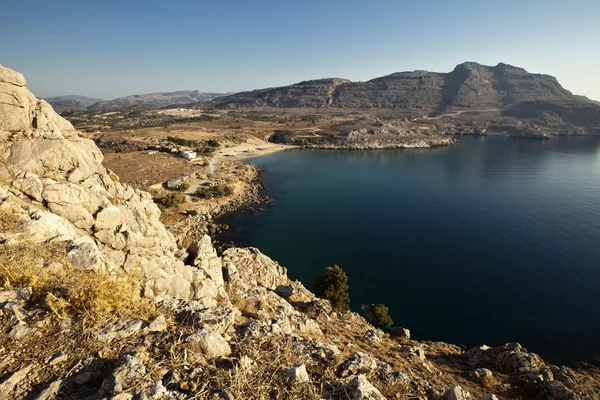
(45, 90), (228, 113)
(46, 62), (600, 130)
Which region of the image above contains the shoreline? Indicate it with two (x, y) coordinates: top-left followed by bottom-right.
(204, 138), (600, 369)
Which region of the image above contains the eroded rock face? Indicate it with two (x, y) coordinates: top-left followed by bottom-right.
(0, 65), (226, 303)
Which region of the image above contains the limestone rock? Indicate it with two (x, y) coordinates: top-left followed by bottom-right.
(0, 287), (31, 306)
(92, 319), (144, 343)
(66, 236), (103, 270)
(399, 344), (426, 360)
(283, 364), (310, 383)
(480, 395), (500, 400)
(23, 210), (78, 243)
(186, 329), (231, 358)
(32, 379), (62, 400)
(466, 343), (544, 381)
(540, 381), (579, 400)
(102, 355), (146, 394)
(345, 375), (386, 400)
(443, 385), (472, 400)
(146, 315), (168, 333)
(221, 247), (289, 289)
(472, 368), (493, 380)
(8, 324), (36, 340)
(339, 352), (379, 377)
(388, 327), (410, 339)
(0, 363), (34, 398)
(12, 173), (43, 202)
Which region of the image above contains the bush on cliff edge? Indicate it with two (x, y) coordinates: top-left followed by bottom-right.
(362, 303), (394, 329)
(313, 265), (350, 312)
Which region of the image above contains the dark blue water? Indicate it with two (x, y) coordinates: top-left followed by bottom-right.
(220, 136), (600, 366)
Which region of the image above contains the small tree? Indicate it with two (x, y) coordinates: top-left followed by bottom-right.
(155, 192), (186, 208)
(362, 303), (394, 329)
(313, 265), (350, 312)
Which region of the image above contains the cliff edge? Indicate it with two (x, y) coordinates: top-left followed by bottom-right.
(0, 65), (599, 400)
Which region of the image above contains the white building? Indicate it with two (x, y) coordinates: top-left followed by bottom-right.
(180, 150), (197, 160)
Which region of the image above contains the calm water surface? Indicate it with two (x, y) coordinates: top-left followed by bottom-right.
(219, 136), (600, 366)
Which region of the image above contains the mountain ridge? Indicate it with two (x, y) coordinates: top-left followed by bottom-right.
(209, 62), (582, 113)
(46, 90), (229, 112)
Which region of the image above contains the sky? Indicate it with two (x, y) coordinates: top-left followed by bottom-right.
(1, 0), (599, 100)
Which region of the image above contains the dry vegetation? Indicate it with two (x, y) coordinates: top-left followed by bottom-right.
(0, 241), (154, 324)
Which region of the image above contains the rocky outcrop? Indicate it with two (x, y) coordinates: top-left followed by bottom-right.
(2, 65), (600, 400)
(0, 65), (219, 302)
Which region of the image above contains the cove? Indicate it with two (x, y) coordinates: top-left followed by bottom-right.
(218, 136), (600, 366)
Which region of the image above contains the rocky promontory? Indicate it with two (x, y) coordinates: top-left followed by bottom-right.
(1, 65), (599, 400)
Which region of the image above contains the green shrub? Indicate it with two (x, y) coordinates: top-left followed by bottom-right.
(175, 182), (190, 192)
(313, 265), (350, 312)
(206, 139), (220, 147)
(195, 184), (234, 199)
(155, 192), (186, 208)
(362, 303), (394, 329)
(186, 209), (199, 216)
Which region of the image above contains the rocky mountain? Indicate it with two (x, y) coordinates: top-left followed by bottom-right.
(46, 90), (227, 112)
(42, 95), (102, 113)
(211, 62), (580, 113)
(1, 64), (599, 399)
(575, 95), (600, 106)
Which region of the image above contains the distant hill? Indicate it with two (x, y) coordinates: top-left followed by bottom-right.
(43, 95), (102, 113)
(210, 62), (579, 114)
(575, 95), (600, 106)
(46, 90), (228, 112)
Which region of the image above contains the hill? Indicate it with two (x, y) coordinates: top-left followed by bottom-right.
(2, 64), (600, 400)
(46, 90), (228, 112)
(43, 95), (102, 112)
(575, 94), (600, 106)
(210, 62), (578, 113)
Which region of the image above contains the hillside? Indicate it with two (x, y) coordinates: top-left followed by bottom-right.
(575, 95), (600, 106)
(46, 90), (227, 112)
(211, 62), (579, 113)
(43, 95), (102, 113)
(1, 64), (600, 399)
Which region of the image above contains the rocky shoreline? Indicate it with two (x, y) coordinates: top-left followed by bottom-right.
(1, 64), (600, 399)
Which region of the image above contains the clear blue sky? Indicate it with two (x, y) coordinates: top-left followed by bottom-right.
(1, 0), (599, 100)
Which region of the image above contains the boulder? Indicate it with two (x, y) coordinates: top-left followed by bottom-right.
(399, 344), (426, 360)
(221, 247), (289, 289)
(186, 329), (231, 358)
(388, 327), (410, 339)
(339, 352), (379, 377)
(345, 375), (386, 400)
(66, 236), (103, 270)
(102, 355), (146, 394)
(146, 315), (168, 333)
(92, 319), (144, 343)
(443, 385), (472, 400)
(283, 364), (310, 383)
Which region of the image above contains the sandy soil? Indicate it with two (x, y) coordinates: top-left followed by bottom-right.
(103, 151), (203, 188)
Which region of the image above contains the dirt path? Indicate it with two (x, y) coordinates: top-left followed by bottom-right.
(421, 108), (500, 120)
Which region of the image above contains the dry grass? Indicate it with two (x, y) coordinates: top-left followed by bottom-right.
(167, 335), (345, 400)
(0, 210), (22, 234)
(0, 241), (154, 325)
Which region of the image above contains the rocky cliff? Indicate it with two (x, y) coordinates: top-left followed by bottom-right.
(1, 65), (599, 400)
(0, 65), (217, 303)
(209, 63), (600, 131)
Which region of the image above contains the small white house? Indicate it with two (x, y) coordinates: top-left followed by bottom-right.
(180, 150), (197, 160)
